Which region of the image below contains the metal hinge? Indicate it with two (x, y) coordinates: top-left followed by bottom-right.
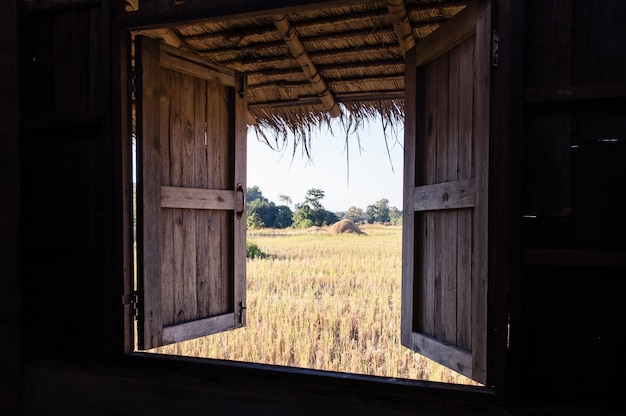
(237, 301), (246, 326)
(130, 66), (137, 99)
(491, 29), (499, 67)
(123, 291), (141, 321)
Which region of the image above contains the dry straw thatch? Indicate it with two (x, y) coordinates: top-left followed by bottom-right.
(133, 0), (469, 151)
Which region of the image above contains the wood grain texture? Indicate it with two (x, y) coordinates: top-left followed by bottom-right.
(137, 35), (246, 349)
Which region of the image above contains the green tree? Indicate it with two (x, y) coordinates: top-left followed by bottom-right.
(345, 206), (364, 223)
(292, 188), (338, 228)
(292, 204), (313, 228)
(389, 206), (402, 225)
(247, 185), (265, 203)
(365, 198), (391, 224)
(248, 198), (278, 229)
(365, 204), (377, 224)
(304, 188), (325, 210)
(274, 205), (293, 228)
(246, 212), (265, 229)
(374, 198), (390, 223)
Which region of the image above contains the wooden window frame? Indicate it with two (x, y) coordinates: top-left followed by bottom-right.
(114, 0), (520, 402)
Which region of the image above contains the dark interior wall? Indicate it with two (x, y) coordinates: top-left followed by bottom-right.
(8, 0), (626, 414)
(18, 1), (111, 362)
(0, 1), (20, 415)
(521, 0), (626, 406)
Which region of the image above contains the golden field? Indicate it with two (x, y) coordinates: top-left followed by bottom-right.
(151, 224), (476, 385)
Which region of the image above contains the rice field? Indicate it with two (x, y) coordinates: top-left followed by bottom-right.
(150, 224), (476, 385)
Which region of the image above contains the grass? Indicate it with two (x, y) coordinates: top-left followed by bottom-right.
(151, 224), (476, 384)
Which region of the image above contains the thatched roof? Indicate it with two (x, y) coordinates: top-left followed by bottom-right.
(128, 0), (469, 146)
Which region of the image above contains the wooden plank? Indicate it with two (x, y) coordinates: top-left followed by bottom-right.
(415, 1), (477, 67)
(422, 60), (438, 337)
(161, 186), (238, 210)
(413, 180), (476, 212)
(444, 44), (460, 346)
(168, 70), (185, 326)
(180, 72), (198, 322)
(470, 0), (491, 384)
(433, 52), (449, 341)
(159, 63), (174, 327)
(456, 37), (474, 351)
(400, 46), (418, 347)
(137, 36), (163, 349)
(163, 312), (236, 345)
(410, 332), (472, 377)
(194, 78), (210, 318)
(160, 45), (236, 86)
(233, 72), (248, 327)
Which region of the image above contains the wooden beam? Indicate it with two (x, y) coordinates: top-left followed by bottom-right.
(414, 2), (477, 67)
(271, 14), (341, 118)
(248, 89), (404, 109)
(117, 0), (377, 30)
(386, 0), (416, 55)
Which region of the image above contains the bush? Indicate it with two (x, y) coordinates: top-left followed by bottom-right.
(246, 241), (264, 259)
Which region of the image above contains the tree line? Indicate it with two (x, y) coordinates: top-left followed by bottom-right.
(246, 185), (402, 230)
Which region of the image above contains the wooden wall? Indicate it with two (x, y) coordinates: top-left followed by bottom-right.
(18, 0), (114, 362)
(6, 0), (625, 415)
(0, 1), (21, 414)
(521, 0), (626, 406)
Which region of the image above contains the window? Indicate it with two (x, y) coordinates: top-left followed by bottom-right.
(128, 0), (500, 388)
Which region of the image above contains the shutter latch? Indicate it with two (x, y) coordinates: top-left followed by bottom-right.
(236, 184), (245, 219)
(237, 301), (246, 327)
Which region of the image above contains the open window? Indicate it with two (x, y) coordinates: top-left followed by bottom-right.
(134, 35), (247, 349)
(127, 0), (500, 387)
(401, 3), (491, 385)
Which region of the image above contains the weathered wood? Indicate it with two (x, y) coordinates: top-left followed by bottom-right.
(137, 35), (246, 349)
(161, 187), (238, 210)
(414, 1), (476, 67)
(403, 0), (490, 385)
(163, 313), (236, 345)
(400, 46), (417, 347)
(423, 60), (438, 337)
(233, 72), (248, 327)
(456, 37), (474, 351)
(411, 332), (471, 376)
(444, 44), (460, 347)
(180, 71), (198, 323)
(159, 43), (236, 85)
(194, 77), (210, 318)
(470, 0), (490, 384)
(412, 179), (475, 211)
(136, 35), (163, 349)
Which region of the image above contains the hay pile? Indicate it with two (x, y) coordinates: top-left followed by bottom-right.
(327, 219), (366, 235)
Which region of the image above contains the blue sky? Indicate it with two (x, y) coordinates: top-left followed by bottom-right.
(247, 119), (404, 213)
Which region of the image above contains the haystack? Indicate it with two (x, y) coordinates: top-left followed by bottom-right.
(327, 219), (366, 235)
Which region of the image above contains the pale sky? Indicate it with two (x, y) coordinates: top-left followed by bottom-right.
(247, 119), (404, 213)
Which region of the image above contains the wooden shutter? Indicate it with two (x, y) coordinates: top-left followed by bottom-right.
(401, 2), (491, 384)
(135, 35), (247, 350)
